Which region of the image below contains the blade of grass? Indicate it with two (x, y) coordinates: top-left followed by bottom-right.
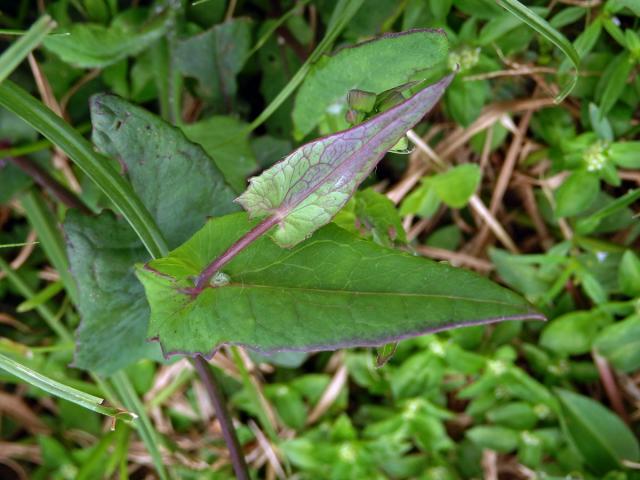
(111, 372), (169, 480)
(0, 242), (39, 249)
(4, 194), (170, 479)
(0, 15), (56, 84)
(20, 190), (80, 304)
(17, 280), (63, 312)
(247, 0), (364, 133)
(0, 123), (91, 158)
(243, 0), (310, 62)
(0, 352), (136, 421)
(230, 346), (278, 440)
(0, 80), (169, 258)
(0, 255), (71, 341)
(496, 0), (579, 102)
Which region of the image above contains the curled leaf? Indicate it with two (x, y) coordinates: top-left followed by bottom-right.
(237, 73), (454, 248)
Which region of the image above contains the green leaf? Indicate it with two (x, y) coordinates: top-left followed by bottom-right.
(609, 142), (640, 169)
(489, 248), (552, 299)
(467, 425), (519, 453)
(43, 8), (170, 68)
(137, 212), (543, 358)
(174, 19), (251, 109)
(248, 0), (365, 133)
(444, 77), (490, 127)
(495, 0), (580, 102)
(182, 115), (258, 192)
(0, 15), (56, 84)
(554, 171), (599, 218)
(575, 188), (640, 235)
(354, 188), (407, 246)
(618, 250), (640, 297)
(540, 310), (609, 355)
(90, 94), (238, 248)
(65, 211), (161, 374)
(596, 52), (634, 116)
(556, 388), (640, 474)
(595, 315), (640, 373)
(292, 29), (449, 138)
(66, 96), (238, 374)
(399, 181), (441, 217)
(431, 164), (481, 208)
(238, 74), (453, 248)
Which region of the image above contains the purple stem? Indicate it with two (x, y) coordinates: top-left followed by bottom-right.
(192, 214), (280, 293)
(192, 355), (250, 480)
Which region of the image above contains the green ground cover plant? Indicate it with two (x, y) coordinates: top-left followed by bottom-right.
(0, 0), (638, 478)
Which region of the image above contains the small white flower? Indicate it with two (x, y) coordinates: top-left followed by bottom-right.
(488, 359), (507, 375)
(338, 444), (356, 463)
(583, 140), (609, 172)
(403, 399), (422, 419)
(521, 431), (540, 446)
(448, 46), (481, 72)
(533, 403), (550, 419)
(429, 340), (445, 357)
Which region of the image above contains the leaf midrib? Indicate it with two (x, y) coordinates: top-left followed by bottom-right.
(204, 282), (534, 310)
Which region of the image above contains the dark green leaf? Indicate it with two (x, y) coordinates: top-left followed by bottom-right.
(137, 212), (543, 357)
(540, 310), (609, 355)
(292, 29), (449, 138)
(554, 171), (599, 218)
(90, 94), (237, 247)
(354, 188), (406, 246)
(43, 9), (170, 68)
(595, 315), (640, 373)
(174, 19), (251, 110)
(466, 425), (519, 453)
(596, 52), (634, 116)
(444, 77), (489, 127)
(556, 388), (640, 474)
(609, 141), (640, 169)
(67, 96), (238, 373)
(618, 250), (640, 296)
(65, 211), (160, 374)
(181, 115), (257, 192)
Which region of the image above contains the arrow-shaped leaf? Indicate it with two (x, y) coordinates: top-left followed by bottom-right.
(236, 73), (454, 249)
(137, 213), (544, 358)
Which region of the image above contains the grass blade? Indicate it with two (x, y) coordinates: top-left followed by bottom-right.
(0, 242), (39, 249)
(0, 353), (136, 421)
(0, 256), (72, 341)
(20, 190), (79, 304)
(247, 0), (364, 132)
(496, 0), (579, 102)
(17, 280), (64, 313)
(111, 372), (169, 480)
(0, 15), (56, 83)
(0, 80), (169, 258)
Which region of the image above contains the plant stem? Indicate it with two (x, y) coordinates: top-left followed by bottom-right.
(193, 214), (280, 293)
(192, 355), (249, 480)
(8, 154), (92, 214)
